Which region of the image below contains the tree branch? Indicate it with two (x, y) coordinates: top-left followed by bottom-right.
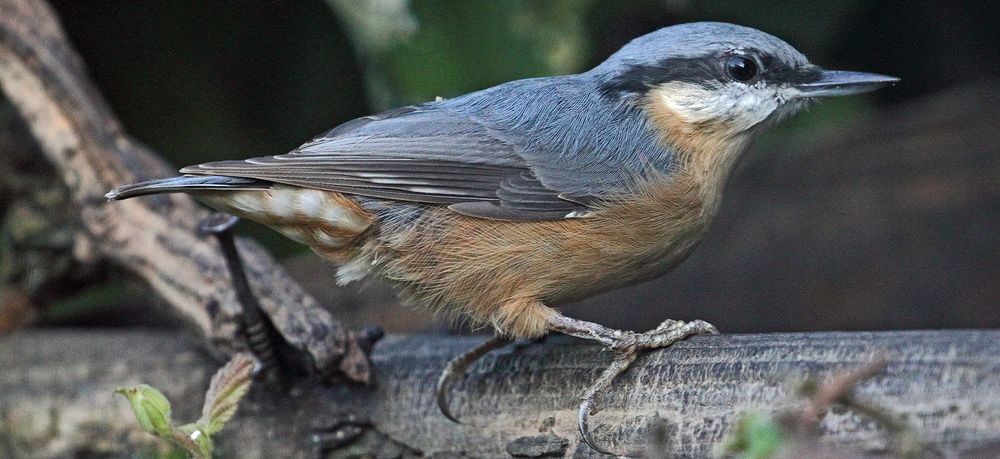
(0, 0), (372, 380)
(2, 329), (998, 457)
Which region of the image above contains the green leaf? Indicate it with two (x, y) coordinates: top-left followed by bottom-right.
(198, 353), (255, 435)
(115, 384), (174, 437)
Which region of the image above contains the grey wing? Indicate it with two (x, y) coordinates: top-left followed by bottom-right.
(180, 105), (591, 221)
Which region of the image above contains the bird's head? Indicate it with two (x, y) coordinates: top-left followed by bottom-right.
(591, 22), (897, 164)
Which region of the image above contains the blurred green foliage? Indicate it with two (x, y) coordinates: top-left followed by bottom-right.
(718, 411), (786, 459)
(383, 0), (592, 104)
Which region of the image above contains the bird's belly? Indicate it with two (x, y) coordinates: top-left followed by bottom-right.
(548, 233), (703, 304)
(361, 173), (710, 315)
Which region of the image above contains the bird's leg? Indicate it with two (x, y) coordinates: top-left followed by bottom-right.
(547, 314), (718, 455)
(436, 335), (512, 422)
(199, 213), (281, 375)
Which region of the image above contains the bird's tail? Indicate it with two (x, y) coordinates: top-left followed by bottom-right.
(105, 175), (269, 200)
(107, 174), (374, 260)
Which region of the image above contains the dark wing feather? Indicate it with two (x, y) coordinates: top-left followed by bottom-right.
(181, 106), (589, 220)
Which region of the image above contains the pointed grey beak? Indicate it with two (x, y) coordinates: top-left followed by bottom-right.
(794, 70), (899, 97)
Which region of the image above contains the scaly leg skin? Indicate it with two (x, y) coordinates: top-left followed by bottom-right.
(548, 314), (719, 455)
(436, 335), (513, 422)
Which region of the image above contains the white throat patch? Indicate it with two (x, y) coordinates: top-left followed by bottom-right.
(655, 81), (798, 133)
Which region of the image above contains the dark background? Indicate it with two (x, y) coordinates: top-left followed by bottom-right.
(21, 0), (1000, 333)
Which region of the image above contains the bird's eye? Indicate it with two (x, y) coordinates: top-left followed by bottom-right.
(725, 56), (758, 82)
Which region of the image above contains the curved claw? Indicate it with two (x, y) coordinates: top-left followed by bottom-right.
(434, 335), (511, 423)
(435, 360), (463, 423)
(578, 397), (616, 455)
(551, 316), (719, 455)
(576, 350), (637, 456)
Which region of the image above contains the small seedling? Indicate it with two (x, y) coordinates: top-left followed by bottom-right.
(117, 353), (255, 458)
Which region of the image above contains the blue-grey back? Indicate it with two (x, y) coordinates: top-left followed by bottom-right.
(435, 75), (679, 198)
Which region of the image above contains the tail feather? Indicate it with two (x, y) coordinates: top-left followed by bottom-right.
(105, 175), (270, 200)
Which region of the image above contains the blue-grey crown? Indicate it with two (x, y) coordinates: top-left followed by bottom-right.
(588, 22), (817, 98)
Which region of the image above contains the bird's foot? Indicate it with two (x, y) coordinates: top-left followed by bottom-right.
(435, 335), (513, 422)
(549, 315), (718, 455)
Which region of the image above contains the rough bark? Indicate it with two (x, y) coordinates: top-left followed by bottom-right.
(0, 0), (372, 380)
(2, 329), (999, 458)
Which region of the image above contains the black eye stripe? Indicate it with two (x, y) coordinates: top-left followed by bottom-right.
(598, 54), (729, 97)
(599, 51), (821, 99)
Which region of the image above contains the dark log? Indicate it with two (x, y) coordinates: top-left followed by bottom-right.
(1, 329), (998, 458)
(0, 0), (372, 380)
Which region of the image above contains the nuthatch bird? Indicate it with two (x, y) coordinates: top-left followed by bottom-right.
(107, 22), (897, 453)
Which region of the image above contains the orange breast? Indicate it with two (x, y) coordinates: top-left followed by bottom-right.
(354, 171), (712, 337)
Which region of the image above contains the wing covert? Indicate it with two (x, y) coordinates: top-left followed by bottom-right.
(181, 104), (589, 220)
